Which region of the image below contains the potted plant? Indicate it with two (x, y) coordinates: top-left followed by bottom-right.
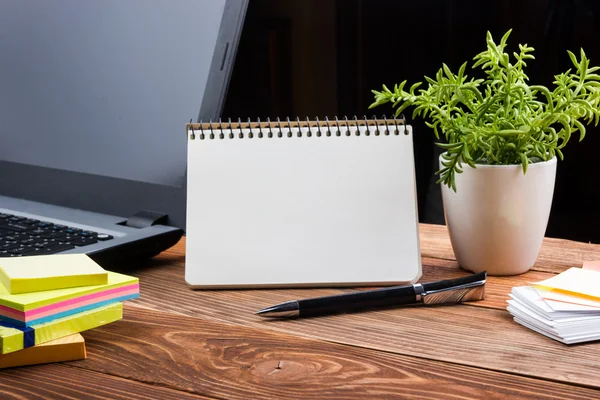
(369, 29), (600, 275)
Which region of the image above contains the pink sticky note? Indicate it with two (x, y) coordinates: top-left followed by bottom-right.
(582, 261), (600, 272)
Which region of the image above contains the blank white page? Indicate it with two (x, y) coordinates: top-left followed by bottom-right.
(185, 122), (421, 288)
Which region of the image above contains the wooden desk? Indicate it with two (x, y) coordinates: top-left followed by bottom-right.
(2, 223), (600, 399)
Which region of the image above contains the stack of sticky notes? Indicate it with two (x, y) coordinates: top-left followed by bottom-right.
(507, 264), (600, 344)
(0, 254), (139, 367)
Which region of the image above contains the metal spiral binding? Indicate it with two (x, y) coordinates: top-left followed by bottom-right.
(187, 115), (406, 140)
(188, 119), (195, 140)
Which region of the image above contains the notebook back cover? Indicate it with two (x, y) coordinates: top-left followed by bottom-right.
(185, 122), (421, 288)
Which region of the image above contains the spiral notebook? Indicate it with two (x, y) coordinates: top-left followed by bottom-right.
(185, 117), (422, 288)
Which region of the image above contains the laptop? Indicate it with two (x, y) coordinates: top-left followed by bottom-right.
(0, 0), (249, 266)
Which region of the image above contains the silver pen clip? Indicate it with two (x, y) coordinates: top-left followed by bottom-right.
(413, 271), (487, 305)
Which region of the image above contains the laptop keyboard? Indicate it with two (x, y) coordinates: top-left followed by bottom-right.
(0, 213), (113, 257)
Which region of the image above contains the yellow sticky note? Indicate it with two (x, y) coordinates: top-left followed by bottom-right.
(0, 254), (108, 294)
(533, 267), (600, 301)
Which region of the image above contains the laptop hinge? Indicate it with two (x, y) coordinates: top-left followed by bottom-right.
(125, 210), (169, 229)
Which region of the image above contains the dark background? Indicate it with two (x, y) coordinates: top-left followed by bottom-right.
(222, 0), (600, 244)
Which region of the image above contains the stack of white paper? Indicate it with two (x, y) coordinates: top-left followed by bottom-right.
(507, 268), (600, 344)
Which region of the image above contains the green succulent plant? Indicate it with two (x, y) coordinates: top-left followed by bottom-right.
(369, 29), (600, 191)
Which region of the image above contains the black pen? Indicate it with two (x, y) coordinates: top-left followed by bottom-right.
(255, 271), (487, 318)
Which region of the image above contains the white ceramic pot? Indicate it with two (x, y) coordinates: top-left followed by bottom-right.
(440, 156), (557, 275)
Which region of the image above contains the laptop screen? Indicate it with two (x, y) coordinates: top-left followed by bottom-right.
(0, 0), (226, 188)
(0, 0), (247, 230)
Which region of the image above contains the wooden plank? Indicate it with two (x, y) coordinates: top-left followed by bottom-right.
(0, 363), (212, 399)
(419, 223), (600, 274)
(70, 306), (600, 399)
(418, 223), (456, 261)
(126, 257), (600, 389)
(132, 250), (553, 317)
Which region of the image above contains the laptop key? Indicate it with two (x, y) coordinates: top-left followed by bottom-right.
(9, 247), (30, 254)
(43, 243), (76, 254)
(3, 235), (20, 241)
(62, 234), (81, 241)
(71, 237), (98, 246)
(97, 234), (113, 241)
(0, 222), (33, 232)
(20, 248), (45, 256)
(20, 243), (75, 256)
(41, 231), (67, 239)
(0, 251), (21, 257)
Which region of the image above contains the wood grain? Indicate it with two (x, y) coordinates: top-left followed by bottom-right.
(122, 239), (600, 390)
(127, 278), (600, 389)
(71, 306), (600, 400)
(0, 363), (212, 399)
(419, 223), (600, 273)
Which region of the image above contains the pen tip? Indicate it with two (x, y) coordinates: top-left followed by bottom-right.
(255, 308), (270, 317)
(253, 301), (300, 318)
